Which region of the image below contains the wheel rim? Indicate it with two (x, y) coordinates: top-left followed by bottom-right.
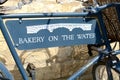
(95, 65), (120, 80)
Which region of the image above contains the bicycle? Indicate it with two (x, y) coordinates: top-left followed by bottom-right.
(0, 0), (120, 80)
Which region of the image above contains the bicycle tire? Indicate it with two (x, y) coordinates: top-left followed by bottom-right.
(0, 62), (14, 80)
(92, 61), (120, 80)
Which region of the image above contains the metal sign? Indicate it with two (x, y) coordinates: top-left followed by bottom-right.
(5, 18), (102, 50)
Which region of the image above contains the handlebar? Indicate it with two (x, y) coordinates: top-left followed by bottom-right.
(0, 2), (120, 19)
(83, 2), (120, 13)
(95, 3), (120, 12)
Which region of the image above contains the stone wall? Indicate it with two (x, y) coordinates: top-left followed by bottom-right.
(2, 0), (84, 13)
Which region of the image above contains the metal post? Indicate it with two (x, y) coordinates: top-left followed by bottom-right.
(0, 18), (29, 80)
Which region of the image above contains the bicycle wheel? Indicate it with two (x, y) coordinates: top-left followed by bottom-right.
(92, 61), (120, 80)
(0, 62), (14, 80)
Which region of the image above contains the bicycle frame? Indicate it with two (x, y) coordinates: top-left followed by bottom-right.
(0, 2), (120, 80)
